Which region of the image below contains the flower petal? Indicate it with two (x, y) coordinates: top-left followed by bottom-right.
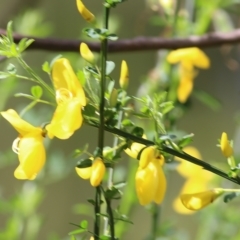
(46, 99), (83, 139)
(52, 58), (86, 106)
(16, 133), (45, 180)
(1, 109), (40, 136)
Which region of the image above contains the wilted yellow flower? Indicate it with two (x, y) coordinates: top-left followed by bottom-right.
(90, 158), (106, 187)
(46, 58), (86, 139)
(119, 60), (129, 90)
(80, 42), (95, 64)
(136, 146), (166, 205)
(180, 188), (223, 211)
(220, 132), (233, 158)
(1, 109), (46, 180)
(167, 47), (210, 103)
(76, 0), (95, 23)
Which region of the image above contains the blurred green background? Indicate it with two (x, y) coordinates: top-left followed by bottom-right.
(1, 0), (240, 239)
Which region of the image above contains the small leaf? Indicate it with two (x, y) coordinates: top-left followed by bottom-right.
(223, 192), (240, 203)
(80, 220), (88, 229)
(42, 61), (51, 74)
(6, 63), (16, 74)
(31, 85), (43, 98)
(0, 72), (11, 79)
(121, 119), (134, 127)
(106, 61), (115, 75)
(68, 228), (86, 235)
(77, 159), (92, 168)
(107, 34), (118, 41)
(131, 126), (144, 137)
(6, 21), (13, 43)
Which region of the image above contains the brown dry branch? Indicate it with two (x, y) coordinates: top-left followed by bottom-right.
(1, 28), (240, 53)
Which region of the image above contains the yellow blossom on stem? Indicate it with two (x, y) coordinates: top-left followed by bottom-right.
(119, 60), (129, 90)
(80, 42), (95, 64)
(136, 146), (166, 205)
(1, 109), (46, 180)
(76, 0), (95, 23)
(220, 132), (233, 158)
(180, 188), (223, 211)
(46, 58), (86, 139)
(90, 158), (106, 187)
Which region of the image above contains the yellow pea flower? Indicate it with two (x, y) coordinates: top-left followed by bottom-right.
(167, 47), (210, 103)
(136, 147), (166, 205)
(76, 0), (95, 23)
(1, 109), (46, 180)
(220, 132), (233, 158)
(90, 158), (106, 187)
(46, 58), (86, 139)
(80, 43), (95, 64)
(180, 188), (223, 211)
(119, 60), (129, 90)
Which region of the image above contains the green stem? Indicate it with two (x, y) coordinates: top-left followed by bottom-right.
(149, 204), (160, 240)
(88, 121), (240, 185)
(94, 186), (101, 240)
(94, 6), (110, 240)
(17, 57), (55, 97)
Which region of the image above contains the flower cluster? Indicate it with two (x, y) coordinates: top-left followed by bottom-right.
(125, 142), (166, 205)
(1, 57), (87, 180)
(167, 47), (210, 103)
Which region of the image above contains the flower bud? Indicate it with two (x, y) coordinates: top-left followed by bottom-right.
(76, 0), (95, 23)
(119, 60), (129, 90)
(90, 157), (106, 187)
(80, 43), (95, 64)
(109, 88), (118, 107)
(220, 132), (233, 158)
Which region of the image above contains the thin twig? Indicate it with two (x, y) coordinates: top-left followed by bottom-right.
(1, 28), (240, 53)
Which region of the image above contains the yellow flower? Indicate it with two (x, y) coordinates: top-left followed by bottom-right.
(75, 157), (105, 187)
(136, 147), (166, 205)
(76, 0), (95, 23)
(180, 188), (223, 211)
(220, 132), (233, 158)
(119, 60), (129, 90)
(80, 43), (95, 64)
(1, 109), (46, 180)
(167, 47), (210, 103)
(46, 58), (86, 139)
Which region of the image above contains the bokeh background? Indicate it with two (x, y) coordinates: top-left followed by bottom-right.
(1, 0), (240, 239)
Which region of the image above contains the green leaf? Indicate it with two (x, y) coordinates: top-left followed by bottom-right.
(84, 104), (96, 117)
(77, 70), (86, 86)
(121, 119), (134, 127)
(31, 85), (43, 98)
(18, 38), (34, 53)
(76, 159), (92, 168)
(106, 34), (118, 41)
(223, 192), (240, 203)
(6, 63), (17, 74)
(14, 93), (35, 100)
(6, 21), (13, 43)
(0, 72), (11, 79)
(80, 220), (88, 229)
(42, 61), (51, 74)
(193, 89), (221, 111)
(68, 228), (86, 235)
(131, 127), (144, 137)
(105, 187), (121, 200)
(106, 61), (115, 75)
(178, 133), (194, 148)
(85, 66), (99, 76)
